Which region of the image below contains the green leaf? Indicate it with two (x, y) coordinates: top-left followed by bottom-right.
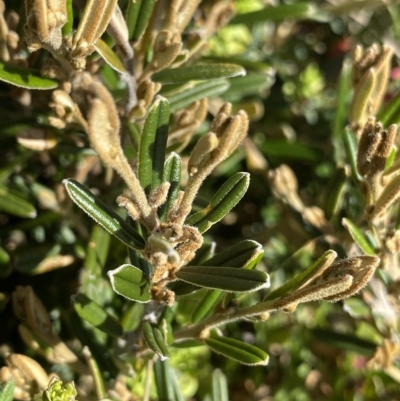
(171, 241), (262, 297)
(205, 335), (269, 366)
(378, 88), (400, 126)
(63, 179), (145, 250)
(95, 39), (127, 73)
(152, 64), (245, 84)
(166, 79), (230, 112)
(222, 73), (275, 101)
(0, 184), (36, 218)
(342, 218), (375, 255)
(191, 290), (224, 323)
(186, 172), (250, 233)
(127, 0), (157, 41)
(138, 97), (170, 193)
(63, 0), (74, 36)
(261, 139), (319, 161)
(154, 359), (184, 401)
(108, 264), (151, 302)
(212, 370), (229, 401)
(202, 240), (263, 269)
(0, 246), (10, 278)
(311, 328), (377, 355)
(175, 266), (269, 293)
(230, 2), (329, 25)
(143, 322), (170, 360)
(0, 62), (58, 89)
(265, 250), (337, 301)
(323, 167), (348, 220)
(159, 152), (181, 221)
(69, 310), (119, 378)
(0, 380), (14, 401)
(332, 58), (351, 163)
(343, 128), (362, 182)
(72, 293), (123, 337)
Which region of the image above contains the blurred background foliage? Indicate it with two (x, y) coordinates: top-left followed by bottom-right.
(1, 0), (400, 400)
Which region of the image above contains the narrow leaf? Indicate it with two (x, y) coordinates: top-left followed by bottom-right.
(63, 179), (145, 250)
(0, 62), (58, 89)
(332, 58), (351, 163)
(108, 264), (151, 302)
(201, 240), (263, 269)
(166, 79), (230, 112)
(212, 370), (229, 401)
(154, 359), (175, 401)
(72, 293), (123, 337)
(342, 218), (375, 255)
(186, 172), (250, 233)
(159, 152), (181, 221)
(222, 73), (275, 101)
(127, 0), (157, 41)
(0, 380), (14, 401)
(323, 167), (348, 220)
(230, 2), (329, 25)
(175, 266), (270, 293)
(95, 39), (126, 73)
(378, 89), (400, 125)
(143, 322), (170, 360)
(343, 128), (362, 182)
(63, 0), (74, 36)
(0, 184), (36, 218)
(138, 97), (170, 193)
(152, 64), (245, 84)
(191, 290), (224, 323)
(205, 336), (269, 366)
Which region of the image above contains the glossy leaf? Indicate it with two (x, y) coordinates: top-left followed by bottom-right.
(205, 335), (269, 366)
(166, 79), (229, 112)
(175, 266), (269, 292)
(152, 64), (245, 84)
(95, 39), (126, 73)
(138, 97), (170, 193)
(342, 218), (375, 255)
(202, 240), (263, 269)
(212, 369), (229, 401)
(72, 293), (123, 337)
(230, 2), (329, 25)
(108, 264), (151, 302)
(0, 184), (36, 218)
(0, 62), (58, 89)
(159, 152), (181, 221)
(186, 172), (250, 233)
(143, 322), (170, 360)
(63, 179), (145, 250)
(0, 380), (14, 401)
(265, 250), (337, 301)
(127, 0), (157, 41)
(63, 0), (74, 35)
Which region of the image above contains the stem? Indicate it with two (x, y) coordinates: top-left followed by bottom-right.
(115, 155), (159, 231)
(173, 299), (278, 341)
